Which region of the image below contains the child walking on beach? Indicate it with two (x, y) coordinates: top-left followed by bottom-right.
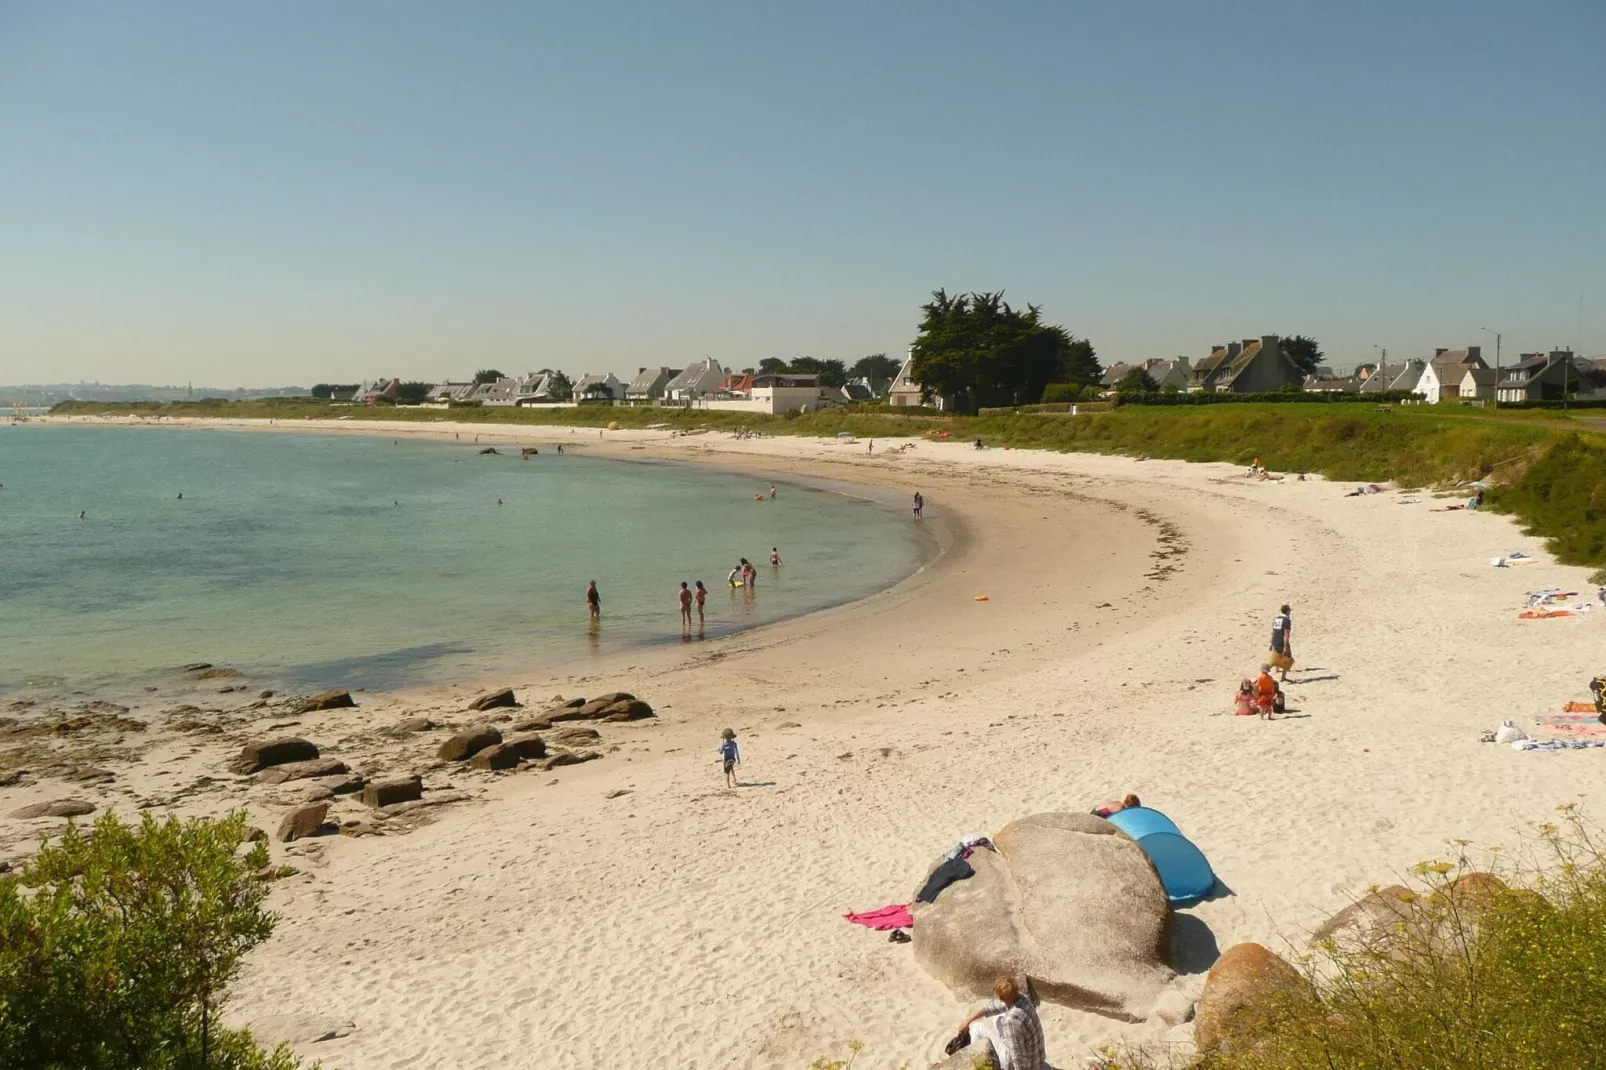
(719, 728), (741, 788)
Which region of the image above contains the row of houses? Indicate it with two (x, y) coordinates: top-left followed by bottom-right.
(1305, 347), (1598, 403)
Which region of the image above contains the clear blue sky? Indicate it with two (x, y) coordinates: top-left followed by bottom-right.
(2, 1), (1603, 386)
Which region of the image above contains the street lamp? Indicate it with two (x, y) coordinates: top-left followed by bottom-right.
(1479, 327), (1502, 409)
(1372, 345), (1386, 390)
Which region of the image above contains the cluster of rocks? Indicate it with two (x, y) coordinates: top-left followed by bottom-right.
(435, 691), (653, 774)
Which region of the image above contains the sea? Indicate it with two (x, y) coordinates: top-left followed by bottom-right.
(0, 425), (931, 698)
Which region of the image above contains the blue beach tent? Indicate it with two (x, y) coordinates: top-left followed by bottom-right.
(1106, 807), (1216, 907)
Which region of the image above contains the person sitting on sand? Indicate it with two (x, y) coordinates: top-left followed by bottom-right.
(718, 727), (741, 788)
(1235, 679), (1255, 716)
(946, 976), (1047, 1070)
(1091, 794), (1141, 818)
(1255, 665), (1279, 720)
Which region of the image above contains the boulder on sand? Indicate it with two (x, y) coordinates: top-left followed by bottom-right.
(391, 717), (436, 734)
(1193, 942), (1305, 1054)
(912, 812), (1174, 1021)
(468, 742), (524, 771)
(11, 798), (96, 819)
(276, 801), (330, 842)
(362, 775), (422, 808)
(467, 689), (520, 712)
(546, 726), (600, 748)
(437, 725), (502, 762)
(230, 737), (320, 775)
(547, 693), (654, 724)
(505, 734), (547, 760)
(294, 689), (356, 712)
(254, 757), (350, 784)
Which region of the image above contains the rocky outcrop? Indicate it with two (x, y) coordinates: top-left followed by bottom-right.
(537, 749), (602, 771)
(505, 734), (548, 760)
(294, 689), (357, 713)
(254, 757), (350, 784)
(292, 772), (365, 801)
(437, 725), (501, 762)
(276, 801), (330, 842)
(230, 737), (319, 775)
(1193, 942), (1304, 1054)
(362, 775), (423, 808)
(467, 689), (520, 712)
(391, 717), (436, 734)
(468, 743), (524, 771)
(932, 1041), (998, 1070)
(546, 726), (600, 748)
(11, 798), (96, 819)
(191, 667), (242, 680)
(912, 812), (1174, 1021)
(547, 693), (654, 724)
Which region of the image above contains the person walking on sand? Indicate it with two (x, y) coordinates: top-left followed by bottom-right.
(1269, 604), (1294, 680)
(679, 582), (693, 628)
(694, 580), (706, 623)
(719, 728), (741, 789)
(587, 580), (601, 619)
(868, 439), (874, 455)
(913, 491), (924, 519)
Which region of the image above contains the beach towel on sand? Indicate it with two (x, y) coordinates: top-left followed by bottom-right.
(843, 904), (913, 931)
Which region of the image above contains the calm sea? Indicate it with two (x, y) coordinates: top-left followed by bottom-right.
(0, 426), (930, 698)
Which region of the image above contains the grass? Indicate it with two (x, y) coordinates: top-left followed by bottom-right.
(47, 399), (1606, 580)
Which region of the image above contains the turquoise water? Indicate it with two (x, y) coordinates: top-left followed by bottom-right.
(0, 426), (929, 696)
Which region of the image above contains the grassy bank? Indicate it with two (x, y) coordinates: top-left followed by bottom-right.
(46, 400), (1606, 578)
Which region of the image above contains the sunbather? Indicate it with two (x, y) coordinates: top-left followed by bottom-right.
(1092, 794), (1141, 818)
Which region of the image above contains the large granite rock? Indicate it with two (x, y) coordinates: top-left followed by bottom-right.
(254, 757), (349, 784)
(363, 775), (423, 808)
(295, 688), (356, 712)
(231, 737), (319, 774)
(911, 812), (1174, 1021)
(932, 1041), (998, 1070)
(11, 798), (96, 819)
(546, 726), (599, 748)
(276, 801), (330, 842)
(1313, 872), (1521, 961)
(546, 692), (654, 724)
(468, 742), (524, 771)
(467, 688), (520, 712)
(1193, 942), (1304, 1054)
(437, 725), (501, 762)
(505, 734), (548, 760)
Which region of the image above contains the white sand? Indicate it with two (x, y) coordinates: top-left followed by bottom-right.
(14, 416), (1606, 1068)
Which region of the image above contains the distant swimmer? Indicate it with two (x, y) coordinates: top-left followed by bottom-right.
(694, 580), (706, 623)
(557, 444), (564, 454)
(679, 581), (693, 628)
(587, 580), (601, 619)
(769, 484), (776, 498)
(868, 439), (874, 455)
(770, 547), (781, 566)
(78, 510), (85, 520)
(393, 500), (399, 506)
(177, 492), (182, 500)
(497, 498), (503, 506)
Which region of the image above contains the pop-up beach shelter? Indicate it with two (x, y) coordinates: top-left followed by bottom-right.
(1106, 807), (1216, 907)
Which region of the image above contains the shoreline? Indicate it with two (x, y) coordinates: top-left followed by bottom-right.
(9, 414), (1606, 1067)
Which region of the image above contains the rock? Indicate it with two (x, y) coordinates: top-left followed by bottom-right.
(182, 662), (213, 672)
(292, 773), (365, 801)
(245, 826), (268, 842)
(381, 792), (471, 817)
(778, 721), (801, 729)
(1311, 883), (1416, 946)
(10, 798), (96, 819)
(295, 689), (356, 713)
(478, 446), (498, 454)
(253, 757), (350, 784)
(911, 812), (1174, 1021)
(391, 717), (436, 734)
(605, 788), (632, 799)
(932, 1041), (999, 1070)
(1151, 987), (1194, 1027)
(536, 749), (602, 771)
(362, 775), (423, 808)
(192, 667), (242, 680)
(548, 693), (654, 724)
(230, 737), (320, 775)
(505, 734), (548, 760)
(467, 688), (520, 712)
(546, 725), (600, 748)
(260, 690), (275, 699)
(511, 715), (554, 732)
(275, 801), (330, 842)
(1193, 942), (1304, 1053)
(0, 770), (24, 787)
(437, 725), (502, 761)
(602, 700), (655, 723)
(468, 742), (524, 771)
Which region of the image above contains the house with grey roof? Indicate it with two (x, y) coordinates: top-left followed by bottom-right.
(1496, 350), (1581, 403)
(573, 373), (623, 401)
(428, 381), (477, 402)
(469, 377), (520, 406)
(356, 378), (400, 403)
(624, 367), (678, 403)
(1188, 336), (1302, 393)
(1415, 347), (1486, 403)
(1359, 360), (1424, 394)
(664, 358), (726, 401)
(887, 353), (946, 409)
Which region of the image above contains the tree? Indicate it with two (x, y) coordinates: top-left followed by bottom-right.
(758, 358), (787, 375)
(0, 811), (304, 1070)
(472, 369), (505, 385)
(849, 354), (901, 382)
(310, 384), (356, 399)
(394, 380), (432, 405)
(786, 357), (848, 388)
(1281, 335), (1323, 375)
(909, 290), (1097, 413)
(546, 371), (574, 401)
(1116, 366), (1159, 392)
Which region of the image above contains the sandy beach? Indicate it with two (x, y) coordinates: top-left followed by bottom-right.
(8, 415), (1606, 1068)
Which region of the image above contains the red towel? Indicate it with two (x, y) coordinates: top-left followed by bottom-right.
(844, 904), (913, 931)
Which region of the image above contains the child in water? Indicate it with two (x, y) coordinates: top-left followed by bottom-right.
(719, 728), (741, 788)
(769, 547), (781, 566)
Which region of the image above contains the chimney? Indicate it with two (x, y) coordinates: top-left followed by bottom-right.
(1434, 348), (1447, 358)
(1467, 346), (1481, 360)
(1227, 342), (1242, 359)
(1262, 334), (1279, 350)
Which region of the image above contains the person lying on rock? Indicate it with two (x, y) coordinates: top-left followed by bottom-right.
(947, 975), (1046, 1070)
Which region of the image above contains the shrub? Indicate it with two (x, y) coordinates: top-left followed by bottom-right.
(0, 811), (309, 1070)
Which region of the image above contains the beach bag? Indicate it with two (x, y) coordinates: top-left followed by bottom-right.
(1272, 691), (1286, 714)
(1268, 650), (1295, 672)
(1494, 721), (1529, 745)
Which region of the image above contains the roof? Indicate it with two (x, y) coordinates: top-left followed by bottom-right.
(665, 358), (724, 392)
(1306, 378), (1358, 391)
(1435, 348), (1481, 364)
(1461, 368), (1497, 386)
(843, 383), (874, 401)
(754, 373), (818, 388)
(1100, 363), (1134, 387)
(625, 367), (675, 393)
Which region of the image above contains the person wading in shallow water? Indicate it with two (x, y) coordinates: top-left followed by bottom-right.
(586, 581), (601, 619)
(678, 581), (693, 629)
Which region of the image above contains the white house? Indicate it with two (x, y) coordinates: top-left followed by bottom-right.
(514, 373), (555, 405)
(1458, 367), (1497, 401)
(1415, 348), (1486, 403)
(573, 373), (623, 401)
(887, 352), (946, 409)
(663, 358), (725, 401)
(470, 378), (520, 406)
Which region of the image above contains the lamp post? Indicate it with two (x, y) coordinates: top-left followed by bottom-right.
(1479, 327), (1502, 409)
(1373, 345), (1386, 391)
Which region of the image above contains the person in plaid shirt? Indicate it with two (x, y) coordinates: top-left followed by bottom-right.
(953, 975), (1046, 1070)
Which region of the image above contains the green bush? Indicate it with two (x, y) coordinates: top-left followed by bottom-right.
(0, 811), (309, 1070)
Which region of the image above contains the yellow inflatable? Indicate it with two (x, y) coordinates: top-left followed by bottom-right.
(973, 595), (990, 602)
(607, 421), (620, 431)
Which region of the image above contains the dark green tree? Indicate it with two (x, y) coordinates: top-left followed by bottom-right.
(472, 368), (506, 385)
(758, 358), (787, 375)
(849, 354), (901, 381)
(1062, 338), (1101, 387)
(546, 371), (574, 401)
(1116, 366), (1158, 392)
(1281, 335), (1323, 375)
(786, 357), (847, 388)
(394, 381), (432, 405)
(910, 290), (1096, 413)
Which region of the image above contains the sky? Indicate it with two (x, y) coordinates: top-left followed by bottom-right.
(2, 1), (1603, 387)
